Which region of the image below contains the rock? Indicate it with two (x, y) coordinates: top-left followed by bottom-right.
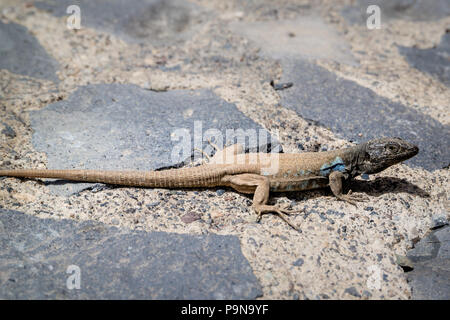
(0, 21), (59, 82)
(0, 209), (262, 299)
(216, 189), (225, 196)
(230, 15), (357, 66)
(1, 123), (16, 138)
(406, 226), (450, 299)
(395, 254), (414, 271)
(344, 286), (361, 298)
(30, 84), (280, 196)
(180, 212), (201, 224)
(278, 59), (450, 171)
(399, 33), (450, 87)
(430, 213), (449, 230)
(342, 0), (450, 24)
(146, 201), (160, 209)
(35, 0), (210, 45)
(293, 258), (304, 267)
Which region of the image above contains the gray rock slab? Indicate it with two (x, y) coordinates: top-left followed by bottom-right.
(35, 0), (210, 44)
(278, 59), (450, 171)
(342, 0), (450, 25)
(229, 16), (357, 66)
(30, 84), (280, 195)
(406, 226), (450, 300)
(399, 32), (450, 87)
(0, 209), (262, 299)
(0, 21), (59, 82)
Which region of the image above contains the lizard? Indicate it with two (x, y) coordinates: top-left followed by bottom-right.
(0, 137), (418, 229)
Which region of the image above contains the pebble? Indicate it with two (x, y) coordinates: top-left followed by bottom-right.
(344, 286), (361, 298)
(430, 214), (449, 229)
(146, 201), (160, 209)
(293, 258), (304, 267)
(181, 212), (202, 224)
(1, 123), (16, 138)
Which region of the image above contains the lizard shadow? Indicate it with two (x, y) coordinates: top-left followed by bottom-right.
(347, 176), (430, 198)
(256, 176), (429, 202)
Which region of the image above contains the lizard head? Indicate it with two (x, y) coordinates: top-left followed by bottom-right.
(359, 137), (419, 174)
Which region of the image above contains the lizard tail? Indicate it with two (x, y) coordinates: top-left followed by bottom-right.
(0, 167), (226, 188)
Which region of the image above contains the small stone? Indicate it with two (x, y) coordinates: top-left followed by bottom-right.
(361, 173), (369, 180)
(216, 189), (225, 196)
(181, 212), (201, 224)
(431, 214), (449, 230)
(395, 254), (414, 271)
(293, 258), (304, 267)
(344, 286), (361, 298)
(146, 201), (160, 209)
(1, 124), (16, 138)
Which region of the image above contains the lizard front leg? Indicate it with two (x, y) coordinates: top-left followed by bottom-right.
(222, 174), (299, 230)
(329, 171), (368, 205)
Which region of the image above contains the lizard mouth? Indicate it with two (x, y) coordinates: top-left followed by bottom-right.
(400, 144), (419, 161)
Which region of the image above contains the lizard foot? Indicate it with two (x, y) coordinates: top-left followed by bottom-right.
(253, 204), (302, 230)
(336, 190), (369, 206)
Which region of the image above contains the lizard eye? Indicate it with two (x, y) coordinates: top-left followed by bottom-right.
(386, 145), (397, 152)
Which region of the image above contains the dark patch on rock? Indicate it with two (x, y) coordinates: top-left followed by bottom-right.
(1, 123), (16, 138)
(406, 226), (450, 299)
(35, 0), (210, 45)
(278, 59), (450, 171)
(293, 258), (304, 267)
(430, 214), (449, 230)
(146, 201), (160, 209)
(0, 21), (59, 82)
(0, 209), (262, 299)
(399, 33), (450, 87)
(30, 84), (280, 196)
(181, 212), (201, 224)
(342, 0), (450, 24)
(344, 286), (361, 298)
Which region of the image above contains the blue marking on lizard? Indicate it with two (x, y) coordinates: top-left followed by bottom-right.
(320, 156), (345, 176)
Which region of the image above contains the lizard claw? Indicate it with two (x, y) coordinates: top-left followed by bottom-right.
(337, 190), (369, 206)
(253, 204), (302, 230)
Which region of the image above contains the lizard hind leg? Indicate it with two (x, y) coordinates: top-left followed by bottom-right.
(223, 173), (301, 230)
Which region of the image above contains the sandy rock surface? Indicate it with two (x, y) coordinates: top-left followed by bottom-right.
(0, 0), (449, 299)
